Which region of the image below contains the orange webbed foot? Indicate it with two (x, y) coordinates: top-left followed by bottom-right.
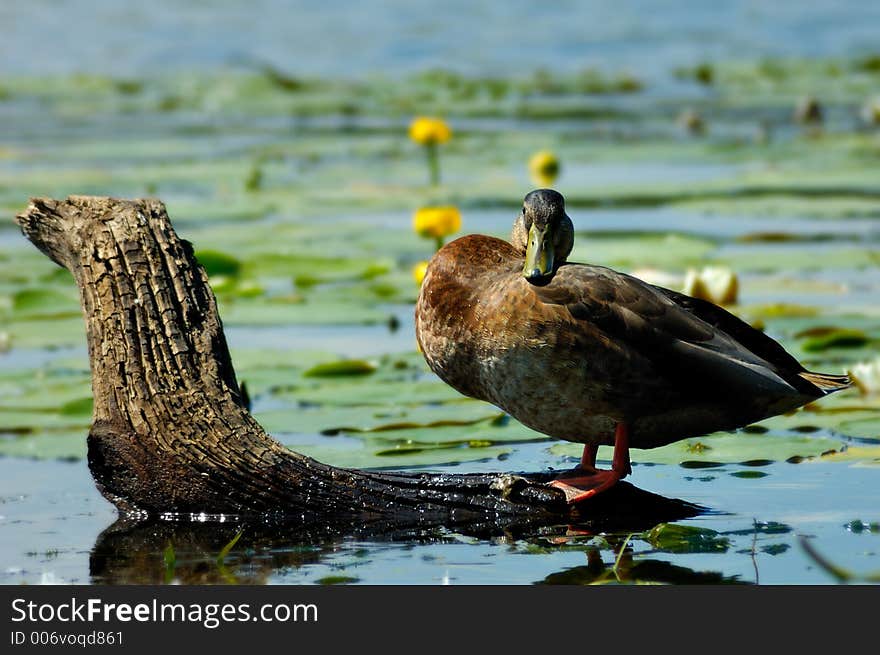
(548, 422), (631, 504)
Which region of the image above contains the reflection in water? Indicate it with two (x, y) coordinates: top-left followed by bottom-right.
(539, 547), (747, 585)
(90, 520), (331, 585)
(89, 483), (710, 584)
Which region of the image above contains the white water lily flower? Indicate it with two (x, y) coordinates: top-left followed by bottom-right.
(860, 97), (880, 126)
(849, 357), (880, 395)
(682, 266), (739, 305)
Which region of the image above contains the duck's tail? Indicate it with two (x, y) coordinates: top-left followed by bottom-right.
(798, 371), (852, 395)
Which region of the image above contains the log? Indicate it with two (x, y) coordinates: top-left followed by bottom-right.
(15, 196), (701, 529)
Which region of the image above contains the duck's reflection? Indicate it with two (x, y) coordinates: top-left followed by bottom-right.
(538, 549), (748, 585)
(89, 481), (716, 585)
(538, 547), (747, 585)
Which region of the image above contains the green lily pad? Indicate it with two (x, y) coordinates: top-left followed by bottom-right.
(570, 233), (716, 270)
(303, 359), (377, 378)
(0, 431), (86, 460)
(799, 328), (870, 352)
(549, 427), (850, 467)
(281, 439), (512, 470)
(11, 288), (80, 319)
(316, 576), (360, 585)
(2, 317), (86, 349)
(0, 410), (91, 432)
(195, 250), (242, 277)
(643, 523), (731, 554)
(255, 402), (499, 437)
(59, 397), (94, 416)
(216, 297), (391, 326)
(760, 543), (790, 556)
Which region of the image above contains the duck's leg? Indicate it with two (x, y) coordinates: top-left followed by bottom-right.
(580, 442), (599, 469)
(549, 422), (631, 503)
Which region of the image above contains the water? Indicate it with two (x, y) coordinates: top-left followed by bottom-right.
(2, 446), (877, 585)
(2, 1), (879, 80)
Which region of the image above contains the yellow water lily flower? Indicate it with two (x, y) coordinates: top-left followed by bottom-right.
(529, 150), (560, 186)
(409, 117), (452, 145)
(413, 206), (462, 243)
(409, 117), (451, 185)
(412, 261), (429, 286)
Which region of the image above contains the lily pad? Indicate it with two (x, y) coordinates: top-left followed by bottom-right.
(643, 523), (731, 554)
(11, 288), (80, 319)
(303, 359), (377, 378)
(255, 402), (500, 437)
(799, 328), (870, 352)
(548, 428), (849, 467)
(0, 431), (86, 460)
(281, 439), (512, 469)
(195, 250), (242, 277)
(59, 397), (94, 416)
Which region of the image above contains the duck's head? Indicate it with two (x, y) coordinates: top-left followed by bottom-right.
(512, 189), (574, 281)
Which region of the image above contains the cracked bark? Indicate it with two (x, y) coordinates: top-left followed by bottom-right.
(15, 196), (699, 528)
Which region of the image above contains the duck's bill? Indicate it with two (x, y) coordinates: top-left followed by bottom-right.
(523, 223), (554, 279)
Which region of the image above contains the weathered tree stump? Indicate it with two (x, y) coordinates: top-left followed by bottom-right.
(15, 196), (700, 528)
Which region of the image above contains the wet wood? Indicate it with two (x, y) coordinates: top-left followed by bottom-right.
(15, 196), (700, 526)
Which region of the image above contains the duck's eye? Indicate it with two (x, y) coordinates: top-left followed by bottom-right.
(522, 207), (526, 215)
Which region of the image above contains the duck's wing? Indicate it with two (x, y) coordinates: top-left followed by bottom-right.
(650, 286), (804, 372)
(536, 264), (824, 398)
(654, 285), (850, 394)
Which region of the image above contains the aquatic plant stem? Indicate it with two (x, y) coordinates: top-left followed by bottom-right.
(425, 142), (440, 185)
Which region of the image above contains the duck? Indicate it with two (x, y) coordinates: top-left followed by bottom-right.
(414, 189), (852, 503)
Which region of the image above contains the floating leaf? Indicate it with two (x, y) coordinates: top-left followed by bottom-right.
(724, 521), (792, 536)
(680, 460), (725, 469)
(217, 297), (389, 326)
(316, 576), (359, 585)
(742, 303), (820, 319)
(11, 288), (79, 318)
(59, 397), (93, 416)
(303, 359), (377, 378)
(816, 445), (880, 465)
(195, 250), (242, 277)
(798, 327), (869, 352)
(643, 523), (730, 554)
(548, 429), (849, 466)
(373, 437), (504, 457)
(844, 520), (880, 534)
(0, 431), (86, 460)
(320, 414), (499, 435)
(283, 440), (512, 469)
